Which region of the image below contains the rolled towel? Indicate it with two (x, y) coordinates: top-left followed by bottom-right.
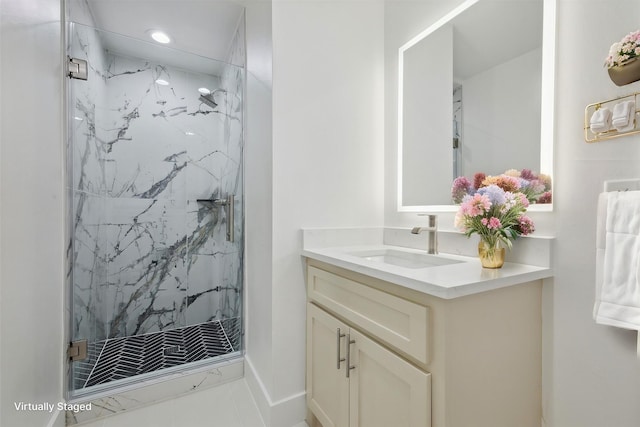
(590, 107), (612, 133)
(612, 100), (635, 132)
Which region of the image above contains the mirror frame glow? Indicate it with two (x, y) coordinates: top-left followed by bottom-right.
(397, 0), (555, 213)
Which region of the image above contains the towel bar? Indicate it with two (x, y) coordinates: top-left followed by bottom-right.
(585, 91), (640, 142)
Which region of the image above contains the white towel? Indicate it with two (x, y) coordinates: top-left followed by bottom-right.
(611, 100), (635, 132)
(594, 193), (608, 322)
(594, 191), (640, 334)
(590, 107), (612, 133)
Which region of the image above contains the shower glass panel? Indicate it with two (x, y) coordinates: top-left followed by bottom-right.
(66, 22), (244, 397)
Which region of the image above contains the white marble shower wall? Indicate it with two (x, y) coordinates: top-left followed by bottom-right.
(68, 23), (244, 345)
(68, 22), (110, 342)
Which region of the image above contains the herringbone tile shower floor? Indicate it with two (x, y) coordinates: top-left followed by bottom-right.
(75, 318), (241, 389)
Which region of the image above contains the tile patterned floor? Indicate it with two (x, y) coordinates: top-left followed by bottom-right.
(77, 378), (275, 427)
(74, 318), (241, 390)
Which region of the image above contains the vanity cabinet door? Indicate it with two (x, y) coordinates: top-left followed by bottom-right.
(307, 303), (350, 427)
(348, 328), (431, 427)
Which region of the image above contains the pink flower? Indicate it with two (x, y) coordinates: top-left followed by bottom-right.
(605, 30), (640, 67)
(481, 217), (502, 230)
(520, 169), (536, 180)
(473, 172), (486, 190)
(517, 215), (535, 235)
(538, 191), (552, 204)
(518, 192), (530, 208)
(451, 176), (472, 203)
(490, 217), (501, 229)
(461, 194), (491, 217)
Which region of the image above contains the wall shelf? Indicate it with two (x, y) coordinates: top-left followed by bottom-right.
(585, 92), (640, 143)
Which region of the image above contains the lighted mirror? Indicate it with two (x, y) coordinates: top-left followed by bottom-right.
(398, 0), (555, 212)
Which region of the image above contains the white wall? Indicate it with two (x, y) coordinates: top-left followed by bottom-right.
(247, 0), (385, 425)
(545, 1), (640, 426)
(462, 48), (542, 177)
(0, 0), (65, 426)
(386, 1), (640, 426)
(243, 0), (275, 421)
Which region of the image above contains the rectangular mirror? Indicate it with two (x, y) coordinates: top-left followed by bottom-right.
(398, 0), (555, 212)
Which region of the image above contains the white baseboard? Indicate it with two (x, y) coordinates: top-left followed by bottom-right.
(244, 356), (307, 427)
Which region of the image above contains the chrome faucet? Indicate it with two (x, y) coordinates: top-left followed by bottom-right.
(411, 214), (438, 254)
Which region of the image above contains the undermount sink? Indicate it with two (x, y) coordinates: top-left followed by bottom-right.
(348, 248), (464, 269)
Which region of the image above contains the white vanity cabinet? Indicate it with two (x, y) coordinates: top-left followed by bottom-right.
(305, 259), (542, 427)
(307, 303), (431, 427)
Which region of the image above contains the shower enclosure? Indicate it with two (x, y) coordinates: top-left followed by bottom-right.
(66, 21), (244, 397)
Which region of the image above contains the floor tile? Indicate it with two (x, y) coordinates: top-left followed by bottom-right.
(76, 378), (268, 427)
(228, 380), (266, 427)
(176, 384), (242, 427)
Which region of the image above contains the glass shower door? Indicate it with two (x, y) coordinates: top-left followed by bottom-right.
(67, 22), (244, 396)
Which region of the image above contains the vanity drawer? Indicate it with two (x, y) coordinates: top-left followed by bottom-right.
(307, 265), (429, 364)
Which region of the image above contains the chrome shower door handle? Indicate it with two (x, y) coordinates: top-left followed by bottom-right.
(223, 194), (234, 243)
(336, 328), (346, 369)
(196, 194), (234, 242)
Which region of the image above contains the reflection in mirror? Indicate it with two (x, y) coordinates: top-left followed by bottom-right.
(398, 0), (555, 212)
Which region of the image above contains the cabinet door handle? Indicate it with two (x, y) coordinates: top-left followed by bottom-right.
(336, 328), (346, 369)
(346, 334), (356, 378)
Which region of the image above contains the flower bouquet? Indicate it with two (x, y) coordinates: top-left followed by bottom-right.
(605, 30), (640, 68)
(451, 170), (540, 268)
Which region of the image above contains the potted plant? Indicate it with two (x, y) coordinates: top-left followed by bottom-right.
(605, 30), (640, 86)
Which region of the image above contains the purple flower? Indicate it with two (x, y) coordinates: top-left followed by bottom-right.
(477, 184), (506, 206)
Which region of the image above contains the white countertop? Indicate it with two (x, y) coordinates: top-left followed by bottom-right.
(302, 244), (553, 299)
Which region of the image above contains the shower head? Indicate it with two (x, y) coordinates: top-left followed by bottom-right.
(199, 93), (217, 109)
(199, 89), (227, 109)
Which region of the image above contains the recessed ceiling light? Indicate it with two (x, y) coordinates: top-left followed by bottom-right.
(198, 87), (211, 95)
(155, 79), (169, 86)
(185, 131), (195, 136)
(150, 31), (171, 44)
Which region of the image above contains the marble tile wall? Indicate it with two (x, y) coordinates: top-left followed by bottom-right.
(215, 16), (245, 325)
(68, 21), (110, 342)
(67, 23), (244, 351)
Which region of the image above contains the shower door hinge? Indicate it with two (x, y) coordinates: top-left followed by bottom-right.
(67, 339), (88, 361)
(67, 56), (88, 81)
